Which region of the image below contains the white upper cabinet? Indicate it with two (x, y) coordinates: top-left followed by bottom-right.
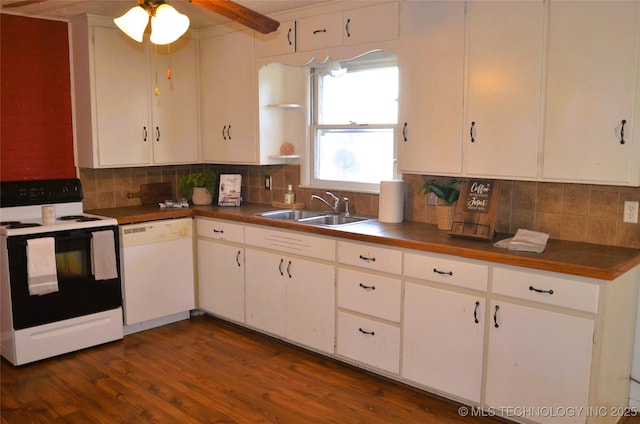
(71, 16), (198, 168)
(254, 19), (296, 57)
(343, 2), (399, 46)
(463, 0), (543, 179)
(200, 29), (257, 164)
(397, 0), (465, 175)
(296, 11), (344, 52)
(150, 37), (199, 164)
(90, 25), (152, 167)
(541, 1), (640, 186)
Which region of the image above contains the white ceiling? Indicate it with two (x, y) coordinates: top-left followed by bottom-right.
(0, 0), (330, 30)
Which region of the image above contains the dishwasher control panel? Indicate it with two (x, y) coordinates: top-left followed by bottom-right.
(120, 218), (193, 248)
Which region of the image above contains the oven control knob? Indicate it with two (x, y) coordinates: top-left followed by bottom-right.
(179, 227), (188, 237)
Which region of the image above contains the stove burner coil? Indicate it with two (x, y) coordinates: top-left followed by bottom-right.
(58, 215), (102, 222)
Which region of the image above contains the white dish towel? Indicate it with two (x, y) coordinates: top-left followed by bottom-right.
(26, 237), (59, 296)
(494, 229), (550, 253)
(91, 230), (119, 280)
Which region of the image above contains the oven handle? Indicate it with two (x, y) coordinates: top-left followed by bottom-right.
(16, 228), (115, 245)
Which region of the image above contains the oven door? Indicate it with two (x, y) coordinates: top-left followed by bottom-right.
(6, 225), (122, 330)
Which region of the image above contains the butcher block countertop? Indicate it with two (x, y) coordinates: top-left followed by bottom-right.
(87, 203), (640, 281)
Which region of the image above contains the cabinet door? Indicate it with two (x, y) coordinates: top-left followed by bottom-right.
(343, 2), (398, 46)
(151, 37), (199, 164)
(542, 1), (639, 185)
(197, 239), (245, 323)
(296, 11), (343, 52)
(397, 1), (464, 175)
(93, 26), (151, 166)
(402, 283), (484, 403)
(244, 248), (286, 337)
(254, 20), (296, 57)
(286, 257), (335, 354)
(486, 301), (594, 420)
(200, 30), (257, 163)
(463, 1), (543, 179)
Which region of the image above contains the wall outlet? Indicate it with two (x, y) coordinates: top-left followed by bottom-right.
(265, 175), (272, 191)
(623, 201), (639, 224)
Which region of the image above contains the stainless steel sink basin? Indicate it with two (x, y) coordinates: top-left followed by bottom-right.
(255, 209), (371, 227)
(254, 209), (328, 221)
(298, 214), (370, 226)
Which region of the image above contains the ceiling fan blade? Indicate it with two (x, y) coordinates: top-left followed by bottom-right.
(189, 0), (280, 34)
(2, 0), (48, 8)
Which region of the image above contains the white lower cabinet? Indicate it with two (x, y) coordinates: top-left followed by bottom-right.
(485, 301), (594, 424)
(244, 226), (335, 354)
(402, 283), (485, 403)
(337, 311), (400, 374)
(196, 218), (245, 323)
(336, 241), (402, 374)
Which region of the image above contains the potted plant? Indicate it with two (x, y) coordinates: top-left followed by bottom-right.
(419, 179), (461, 230)
(179, 172), (216, 205)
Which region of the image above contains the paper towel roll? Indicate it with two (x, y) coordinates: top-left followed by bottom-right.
(379, 180), (404, 223)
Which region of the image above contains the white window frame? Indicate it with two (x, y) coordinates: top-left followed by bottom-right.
(301, 53), (399, 193)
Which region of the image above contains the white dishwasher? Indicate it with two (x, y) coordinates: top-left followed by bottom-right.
(120, 217), (195, 335)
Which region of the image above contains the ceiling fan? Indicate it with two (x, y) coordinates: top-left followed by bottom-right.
(1, 0), (280, 34)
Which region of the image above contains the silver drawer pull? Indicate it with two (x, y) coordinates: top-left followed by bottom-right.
(359, 283), (376, 291)
(529, 285), (554, 295)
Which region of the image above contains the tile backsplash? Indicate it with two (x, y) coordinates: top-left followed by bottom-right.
(80, 165), (640, 249)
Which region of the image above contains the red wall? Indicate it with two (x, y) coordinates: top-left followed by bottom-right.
(1, 14), (76, 181)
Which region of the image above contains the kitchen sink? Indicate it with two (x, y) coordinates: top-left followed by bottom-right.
(254, 209), (371, 227)
(297, 214), (370, 226)
(254, 209), (328, 221)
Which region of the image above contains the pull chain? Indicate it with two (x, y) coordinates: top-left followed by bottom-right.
(167, 43), (172, 80)
(154, 44), (159, 96)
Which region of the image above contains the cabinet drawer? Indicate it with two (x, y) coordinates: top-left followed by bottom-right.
(337, 311), (400, 374)
(245, 226), (335, 261)
(492, 267), (600, 313)
(404, 251), (488, 291)
(297, 12), (343, 52)
(196, 218), (243, 243)
(337, 268), (401, 322)
(338, 241), (401, 275)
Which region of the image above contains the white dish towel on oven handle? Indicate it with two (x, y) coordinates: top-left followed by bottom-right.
(26, 237), (59, 295)
(91, 230), (118, 280)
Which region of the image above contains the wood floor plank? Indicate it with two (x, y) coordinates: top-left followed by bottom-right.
(3, 314), (599, 423)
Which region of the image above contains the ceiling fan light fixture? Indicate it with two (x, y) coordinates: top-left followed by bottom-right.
(113, 5), (149, 43)
(149, 3), (190, 45)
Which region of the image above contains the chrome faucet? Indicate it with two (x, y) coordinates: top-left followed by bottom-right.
(311, 191), (340, 213)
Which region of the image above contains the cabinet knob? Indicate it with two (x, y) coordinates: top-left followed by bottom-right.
(620, 119), (627, 144)
(470, 121), (476, 143)
(474, 301), (480, 324)
(345, 18), (351, 37)
(143, 126), (148, 142)
(493, 304), (500, 328)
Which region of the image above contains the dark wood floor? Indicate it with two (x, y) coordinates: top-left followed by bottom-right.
(2, 314), (639, 423)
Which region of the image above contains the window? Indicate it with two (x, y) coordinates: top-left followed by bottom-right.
(307, 52), (398, 192)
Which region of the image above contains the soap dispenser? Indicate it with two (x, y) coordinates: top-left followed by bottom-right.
(284, 184), (296, 204)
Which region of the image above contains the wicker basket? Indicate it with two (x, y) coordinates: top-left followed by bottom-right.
(436, 204), (455, 231)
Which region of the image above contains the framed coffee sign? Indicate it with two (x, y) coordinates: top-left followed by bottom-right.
(449, 180), (500, 240)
